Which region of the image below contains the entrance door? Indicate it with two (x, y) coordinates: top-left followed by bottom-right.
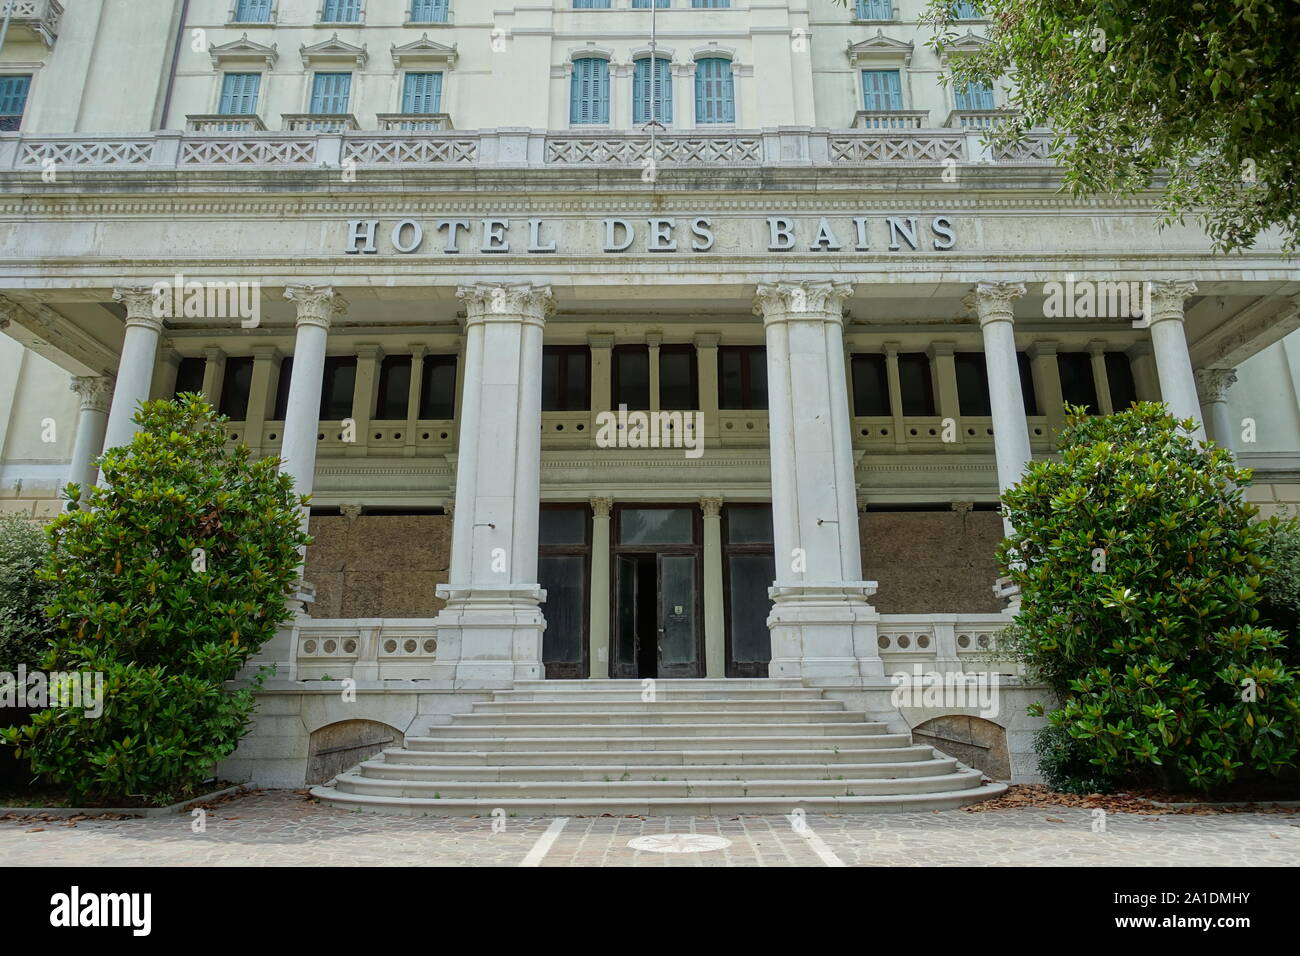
(610, 506), (703, 678)
(723, 504), (775, 678)
(612, 552), (701, 679)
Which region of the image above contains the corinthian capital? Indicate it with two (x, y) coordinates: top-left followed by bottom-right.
(752, 281), (853, 323)
(113, 284), (165, 332)
(284, 284), (347, 329)
(70, 375), (114, 414)
(1146, 279), (1198, 325)
(967, 281), (1026, 327)
(1194, 367), (1237, 403)
(457, 283), (555, 326)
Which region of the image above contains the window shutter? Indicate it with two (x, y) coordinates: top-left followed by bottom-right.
(570, 58), (608, 125)
(0, 75), (32, 117)
(219, 73), (260, 115)
(312, 73), (351, 114)
(236, 0), (272, 21)
(634, 57), (672, 124)
(695, 58), (734, 125)
(403, 72), (443, 114)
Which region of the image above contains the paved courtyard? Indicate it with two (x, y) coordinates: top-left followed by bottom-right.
(2, 789), (1298, 866)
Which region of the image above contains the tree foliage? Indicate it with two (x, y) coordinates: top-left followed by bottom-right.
(0, 514), (56, 674)
(1, 396), (310, 804)
(1001, 404), (1299, 791)
(913, 0), (1299, 254)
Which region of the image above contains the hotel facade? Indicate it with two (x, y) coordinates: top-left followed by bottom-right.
(1, 0), (1298, 813)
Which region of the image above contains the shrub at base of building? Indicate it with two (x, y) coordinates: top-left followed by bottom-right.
(1001, 403), (1300, 793)
(0, 395), (310, 805)
(0, 514), (56, 674)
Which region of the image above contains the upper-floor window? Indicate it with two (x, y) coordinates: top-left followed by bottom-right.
(633, 56), (672, 124)
(1105, 353), (1138, 412)
(410, 0), (449, 22)
(632, 0), (670, 7)
(218, 357), (255, 421)
(612, 345), (649, 409)
(953, 80), (995, 110)
(694, 57), (735, 124)
(219, 73), (261, 115)
(658, 345), (698, 410)
(954, 1), (982, 18)
(0, 75), (32, 132)
(233, 0), (273, 23)
(321, 0), (362, 22)
(572, 0), (611, 7)
(402, 72), (443, 113)
(851, 354), (890, 416)
(172, 357), (206, 399)
(570, 57), (610, 125)
(855, 0), (892, 18)
(694, 0), (731, 6)
(718, 346), (767, 410)
(419, 355), (458, 420)
(310, 73), (352, 114)
(542, 346), (591, 412)
(897, 352), (935, 416)
(320, 357), (358, 421)
(375, 355), (412, 420)
(861, 69), (902, 111)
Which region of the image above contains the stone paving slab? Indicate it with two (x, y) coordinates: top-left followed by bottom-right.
(2, 790), (1298, 867)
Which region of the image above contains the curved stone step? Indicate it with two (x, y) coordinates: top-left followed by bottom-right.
(491, 688), (827, 702)
(473, 700), (847, 714)
(403, 733), (914, 752)
(329, 769), (984, 800)
(309, 782), (1010, 817)
(429, 721), (890, 737)
(356, 756), (962, 782)
(379, 744), (943, 766)
(453, 709), (863, 725)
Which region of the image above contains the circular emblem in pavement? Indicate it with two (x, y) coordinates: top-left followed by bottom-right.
(627, 834), (732, 854)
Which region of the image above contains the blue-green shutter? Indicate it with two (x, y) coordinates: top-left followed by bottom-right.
(323, 0), (361, 21)
(855, 0), (891, 16)
(234, 0), (272, 21)
(692, 0), (732, 7)
(860, 70), (902, 111)
(631, 0), (670, 7)
(0, 75), (32, 119)
(954, 81), (994, 110)
(569, 58), (609, 125)
(572, 0), (611, 7)
(311, 73), (352, 114)
(219, 73), (261, 115)
(954, 2), (982, 18)
(411, 0), (449, 21)
(694, 58), (735, 124)
(402, 72), (443, 113)
(633, 57), (672, 124)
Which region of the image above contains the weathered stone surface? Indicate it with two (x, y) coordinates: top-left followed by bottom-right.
(912, 715), (1012, 781)
(304, 515), (452, 618)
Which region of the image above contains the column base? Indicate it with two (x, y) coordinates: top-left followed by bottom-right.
(431, 584), (547, 689)
(766, 582), (885, 684)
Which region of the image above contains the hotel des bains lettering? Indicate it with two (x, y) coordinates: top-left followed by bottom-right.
(1, 0), (1298, 814)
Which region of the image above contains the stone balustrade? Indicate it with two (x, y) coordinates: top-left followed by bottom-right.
(0, 125), (1058, 172)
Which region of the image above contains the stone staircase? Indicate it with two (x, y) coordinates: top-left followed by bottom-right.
(310, 679), (1007, 816)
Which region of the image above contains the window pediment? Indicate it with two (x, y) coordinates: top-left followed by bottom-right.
(300, 33), (368, 68)
(210, 33), (278, 69)
(391, 33), (457, 68)
(939, 30), (991, 65)
(846, 30), (913, 67)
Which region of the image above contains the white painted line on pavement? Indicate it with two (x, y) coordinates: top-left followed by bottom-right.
(519, 817), (569, 867)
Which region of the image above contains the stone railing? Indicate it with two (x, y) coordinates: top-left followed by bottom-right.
(186, 114), (268, 134)
(876, 612), (1020, 677)
(0, 126), (1058, 172)
(852, 110), (930, 130)
(294, 618), (439, 681)
(376, 112), (454, 132)
(946, 109), (1019, 130)
(2, 0), (62, 48)
(282, 113), (359, 132)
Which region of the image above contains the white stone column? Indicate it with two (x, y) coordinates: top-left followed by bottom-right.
(972, 282), (1033, 529)
(434, 283), (553, 688)
(102, 285), (165, 454)
(754, 281), (882, 684)
(701, 496), (726, 679)
(588, 496), (612, 679)
(1146, 279), (1206, 441)
(1195, 367), (1238, 453)
(67, 376), (113, 490)
(279, 285), (343, 514)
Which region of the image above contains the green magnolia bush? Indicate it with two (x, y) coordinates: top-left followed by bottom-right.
(1257, 517), (1300, 636)
(0, 513), (56, 674)
(1002, 403), (1299, 792)
(1, 395), (310, 804)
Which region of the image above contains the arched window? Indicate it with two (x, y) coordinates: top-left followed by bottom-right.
(570, 57), (611, 124)
(694, 57), (735, 124)
(633, 57), (672, 124)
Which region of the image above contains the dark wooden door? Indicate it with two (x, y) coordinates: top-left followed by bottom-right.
(612, 553), (640, 679)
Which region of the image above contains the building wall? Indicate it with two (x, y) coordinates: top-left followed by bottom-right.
(861, 509), (1004, 614)
(0, 335), (78, 517)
